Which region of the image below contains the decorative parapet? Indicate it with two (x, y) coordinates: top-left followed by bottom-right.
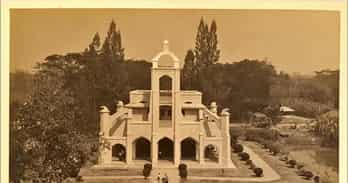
(99, 106), (110, 113)
(221, 108), (230, 116)
(220, 108), (230, 136)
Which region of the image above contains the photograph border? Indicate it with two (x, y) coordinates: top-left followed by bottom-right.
(1, 0), (347, 183)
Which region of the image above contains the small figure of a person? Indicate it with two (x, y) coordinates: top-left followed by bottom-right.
(157, 172), (161, 183)
(162, 173), (168, 183)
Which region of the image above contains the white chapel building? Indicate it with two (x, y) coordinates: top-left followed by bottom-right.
(97, 41), (232, 168)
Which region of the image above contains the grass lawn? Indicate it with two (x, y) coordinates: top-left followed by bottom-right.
(229, 125), (338, 183)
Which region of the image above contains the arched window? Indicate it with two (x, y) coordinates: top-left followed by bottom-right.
(112, 144), (126, 162)
(181, 138), (197, 161)
(204, 144), (219, 162)
(159, 75), (172, 90)
(133, 137), (151, 160)
(158, 137), (174, 161)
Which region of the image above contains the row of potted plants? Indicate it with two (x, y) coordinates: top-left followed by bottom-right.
(259, 139), (321, 182)
(231, 141), (263, 177)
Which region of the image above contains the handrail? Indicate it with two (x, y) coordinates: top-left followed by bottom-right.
(109, 108), (128, 123)
(203, 107), (220, 121)
(203, 107), (222, 130)
(108, 109), (128, 136)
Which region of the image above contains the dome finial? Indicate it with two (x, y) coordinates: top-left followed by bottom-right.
(163, 40), (169, 52)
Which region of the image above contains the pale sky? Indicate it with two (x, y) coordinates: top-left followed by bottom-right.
(10, 9), (340, 75)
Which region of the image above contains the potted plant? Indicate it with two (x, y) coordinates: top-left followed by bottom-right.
(240, 152), (250, 161)
(142, 163), (152, 179)
(254, 167), (263, 177)
(287, 160), (297, 168)
(313, 175), (320, 183)
(233, 144), (243, 153)
(303, 171), (314, 180)
(178, 163), (188, 179)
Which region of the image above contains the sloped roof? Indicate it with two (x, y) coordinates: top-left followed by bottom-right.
(280, 106), (295, 112)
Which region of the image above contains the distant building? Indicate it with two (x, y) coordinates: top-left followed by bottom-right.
(97, 41), (232, 168)
(279, 106), (295, 115)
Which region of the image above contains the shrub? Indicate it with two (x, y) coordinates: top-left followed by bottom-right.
(313, 175), (320, 183)
(303, 171), (314, 180)
(288, 160), (297, 168)
(233, 144), (243, 153)
(246, 159), (252, 165)
(269, 143), (281, 155)
(178, 163), (187, 170)
(254, 121), (271, 128)
(178, 163), (188, 179)
(315, 110), (338, 147)
(253, 167), (263, 177)
(142, 163), (152, 179)
(62, 178), (76, 183)
(240, 152), (250, 161)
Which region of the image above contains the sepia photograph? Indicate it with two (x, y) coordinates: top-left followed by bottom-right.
(2, 1), (347, 183)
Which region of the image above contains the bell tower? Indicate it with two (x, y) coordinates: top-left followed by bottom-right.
(149, 40), (181, 165)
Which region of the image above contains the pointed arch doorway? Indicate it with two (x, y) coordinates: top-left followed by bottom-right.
(158, 137), (174, 162)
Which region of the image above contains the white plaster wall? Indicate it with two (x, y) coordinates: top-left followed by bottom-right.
(158, 128), (174, 140)
(158, 54), (175, 67)
(180, 93), (202, 104)
(128, 122), (152, 140)
(177, 123), (200, 141)
(130, 92), (150, 104)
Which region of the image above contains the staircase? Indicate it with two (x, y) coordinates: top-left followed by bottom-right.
(202, 108), (222, 137)
(108, 109), (128, 137)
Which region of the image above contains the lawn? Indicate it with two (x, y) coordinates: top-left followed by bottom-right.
(230, 125), (338, 183)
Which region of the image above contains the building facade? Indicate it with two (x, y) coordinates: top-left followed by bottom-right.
(97, 41), (232, 167)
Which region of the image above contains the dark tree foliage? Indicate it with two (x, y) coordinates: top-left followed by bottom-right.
(314, 69), (339, 108)
(194, 18), (220, 70)
(182, 49), (196, 90)
(10, 20), (150, 183)
(196, 60), (276, 120)
(270, 69), (339, 117)
(10, 58), (90, 183)
(101, 20), (125, 62)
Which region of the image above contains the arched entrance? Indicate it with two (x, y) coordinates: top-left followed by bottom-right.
(204, 144), (219, 162)
(158, 137), (174, 161)
(112, 144), (126, 162)
(133, 137), (151, 160)
(181, 138), (197, 160)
